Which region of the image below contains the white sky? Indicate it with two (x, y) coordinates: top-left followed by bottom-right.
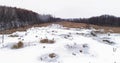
(0, 0), (120, 18)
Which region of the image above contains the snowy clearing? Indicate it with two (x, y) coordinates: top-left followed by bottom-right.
(0, 24), (120, 63)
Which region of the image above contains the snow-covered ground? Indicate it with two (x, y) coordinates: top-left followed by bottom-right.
(0, 24), (120, 63)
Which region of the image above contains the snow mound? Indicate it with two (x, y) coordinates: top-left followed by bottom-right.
(65, 43), (89, 55)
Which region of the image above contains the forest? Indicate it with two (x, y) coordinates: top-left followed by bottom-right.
(0, 6), (120, 30)
(0, 6), (55, 30)
(70, 15), (120, 27)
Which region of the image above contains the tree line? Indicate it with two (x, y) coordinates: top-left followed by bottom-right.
(0, 6), (120, 31)
(69, 15), (120, 27)
(0, 6), (55, 30)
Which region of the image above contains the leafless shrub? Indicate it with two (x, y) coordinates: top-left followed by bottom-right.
(9, 34), (19, 37)
(72, 53), (76, 56)
(82, 44), (88, 48)
(79, 50), (83, 53)
(43, 46), (46, 48)
(90, 31), (97, 36)
(103, 39), (115, 45)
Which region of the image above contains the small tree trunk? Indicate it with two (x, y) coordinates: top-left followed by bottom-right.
(2, 34), (4, 43)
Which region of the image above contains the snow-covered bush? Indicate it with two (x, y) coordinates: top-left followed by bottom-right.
(65, 43), (89, 55)
(40, 53), (59, 62)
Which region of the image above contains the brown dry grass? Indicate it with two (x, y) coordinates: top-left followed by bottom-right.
(55, 21), (120, 33)
(12, 41), (24, 49)
(0, 23), (51, 34)
(40, 39), (55, 44)
(0, 21), (120, 34)
(51, 21), (120, 33)
(49, 53), (56, 58)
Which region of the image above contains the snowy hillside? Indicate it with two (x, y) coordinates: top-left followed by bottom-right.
(0, 24), (120, 63)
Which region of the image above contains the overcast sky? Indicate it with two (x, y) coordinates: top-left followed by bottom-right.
(0, 0), (120, 18)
